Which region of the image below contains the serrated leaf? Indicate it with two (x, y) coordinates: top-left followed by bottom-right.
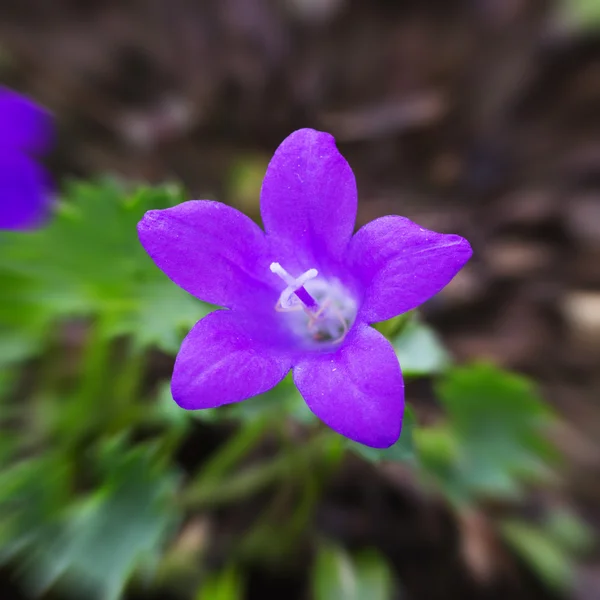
(0, 178), (209, 353)
(107, 276), (210, 354)
(436, 363), (555, 499)
(0, 455), (71, 563)
(20, 442), (180, 600)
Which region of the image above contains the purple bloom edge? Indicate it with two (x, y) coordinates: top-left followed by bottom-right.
(0, 87), (54, 231)
(138, 128), (472, 448)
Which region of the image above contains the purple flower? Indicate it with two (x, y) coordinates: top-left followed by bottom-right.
(0, 87), (54, 230)
(138, 129), (472, 447)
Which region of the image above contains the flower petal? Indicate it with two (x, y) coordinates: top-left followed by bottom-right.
(293, 324), (404, 448)
(260, 129), (357, 269)
(172, 310), (292, 409)
(138, 200), (277, 311)
(0, 151), (52, 230)
(349, 215), (472, 323)
(0, 88), (53, 154)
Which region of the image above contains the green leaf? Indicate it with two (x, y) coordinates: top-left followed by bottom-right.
(0, 328), (43, 366)
(0, 178), (209, 354)
(545, 509), (594, 555)
(106, 276), (210, 354)
(412, 426), (466, 503)
(392, 317), (450, 377)
(0, 455), (71, 563)
(196, 566), (244, 600)
(502, 510), (593, 594)
(345, 405), (416, 463)
(0, 272), (52, 366)
(501, 520), (573, 592)
(21, 441), (181, 600)
(436, 363), (556, 500)
(560, 0), (600, 31)
(353, 551), (396, 600)
(373, 311), (414, 339)
(152, 381), (193, 431)
(312, 545), (394, 600)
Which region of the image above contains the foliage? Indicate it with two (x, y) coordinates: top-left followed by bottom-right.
(0, 178), (210, 355)
(561, 0), (600, 30)
(312, 545), (395, 600)
(196, 567), (244, 600)
(392, 316), (450, 376)
(0, 179), (589, 598)
(425, 363), (556, 502)
(500, 509), (593, 593)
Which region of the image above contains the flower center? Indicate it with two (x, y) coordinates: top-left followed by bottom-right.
(269, 262), (356, 345)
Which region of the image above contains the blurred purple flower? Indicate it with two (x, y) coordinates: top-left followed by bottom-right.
(0, 87), (54, 230)
(138, 129), (472, 447)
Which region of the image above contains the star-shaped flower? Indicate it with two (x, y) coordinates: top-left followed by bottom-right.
(0, 87), (53, 230)
(138, 129), (472, 447)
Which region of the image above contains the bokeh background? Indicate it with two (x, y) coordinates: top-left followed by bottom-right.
(1, 0), (600, 599)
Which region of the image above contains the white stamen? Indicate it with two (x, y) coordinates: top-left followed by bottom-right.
(270, 262), (318, 287)
(270, 262), (318, 310)
(270, 262), (294, 285)
(270, 262), (355, 345)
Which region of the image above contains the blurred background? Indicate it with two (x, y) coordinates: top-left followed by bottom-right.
(1, 0), (600, 598)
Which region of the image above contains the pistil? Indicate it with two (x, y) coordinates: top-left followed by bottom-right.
(270, 262), (355, 345)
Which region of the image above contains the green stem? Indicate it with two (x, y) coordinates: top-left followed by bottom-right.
(181, 430), (335, 509)
(109, 343), (146, 432)
(194, 416), (271, 487)
(61, 318), (112, 445)
(79, 319), (111, 406)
